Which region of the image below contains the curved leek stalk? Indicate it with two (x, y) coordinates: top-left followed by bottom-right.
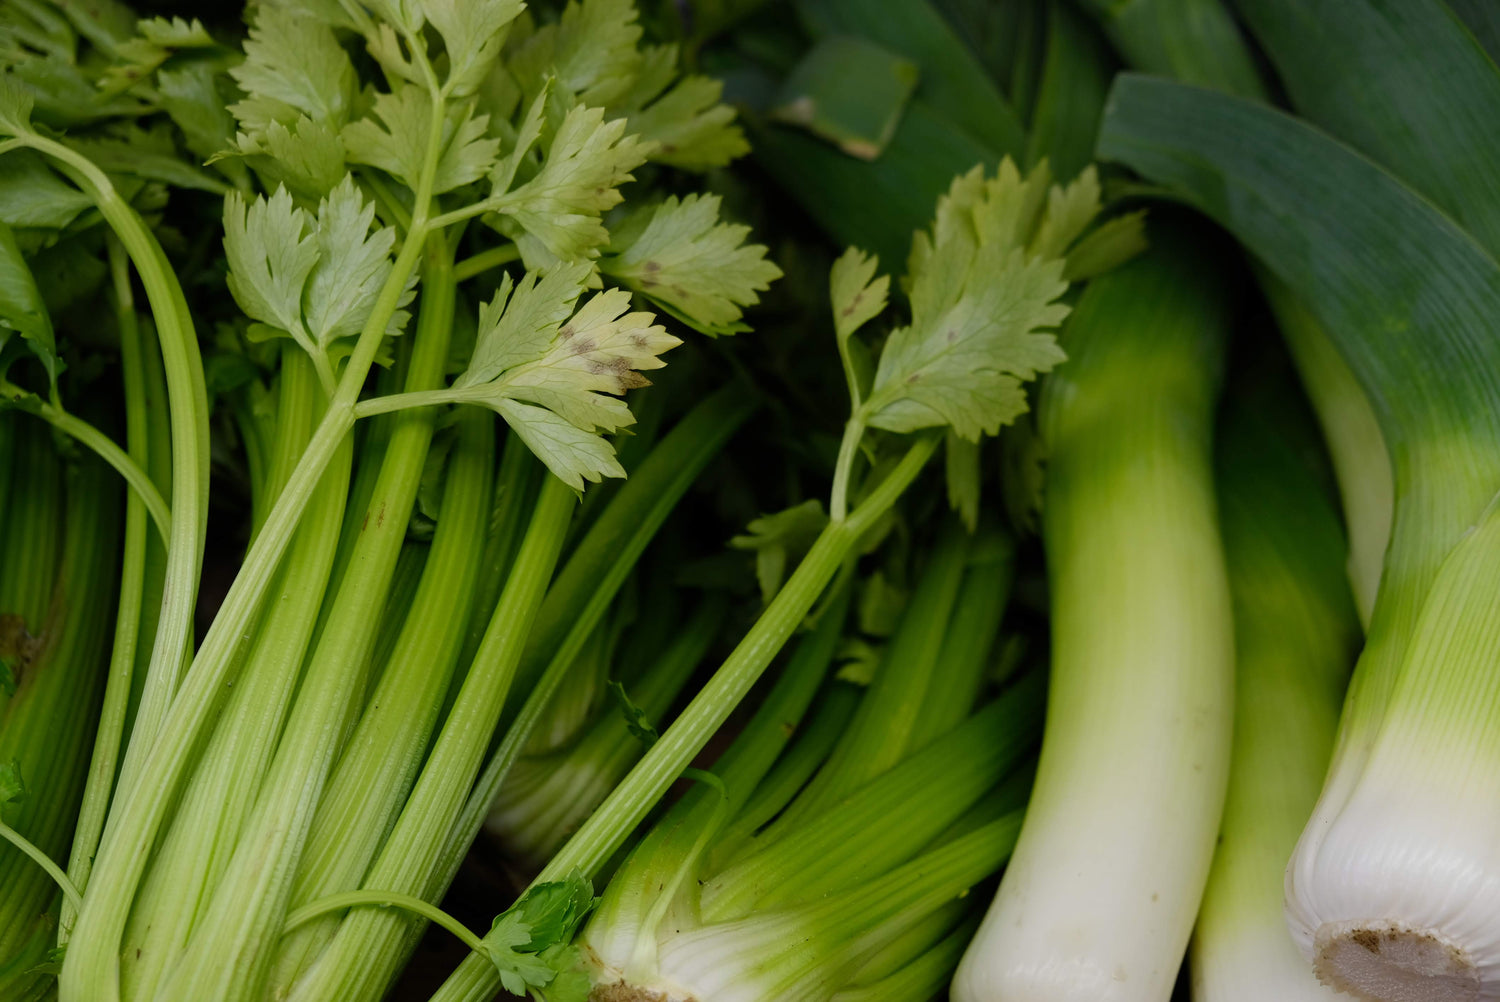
(1190, 368), (1359, 1002)
(954, 232), (1234, 1001)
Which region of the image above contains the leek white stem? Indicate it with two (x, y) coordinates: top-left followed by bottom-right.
(953, 238), (1234, 1002)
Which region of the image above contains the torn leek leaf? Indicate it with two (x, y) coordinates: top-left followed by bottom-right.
(794, 0), (1027, 158)
(1099, 72), (1500, 1001)
(770, 36), (919, 160)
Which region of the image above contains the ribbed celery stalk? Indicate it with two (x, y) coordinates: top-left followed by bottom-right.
(954, 234), (1234, 1001)
(1190, 371), (1359, 1002)
(119, 349), (348, 1002)
(275, 388), (756, 1001)
(0, 436), (119, 1000)
(146, 232), (455, 1002)
(62, 240), (173, 944)
(485, 595), (727, 868)
(266, 406), (494, 993)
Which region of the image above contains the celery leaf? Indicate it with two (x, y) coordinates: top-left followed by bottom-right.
(229, 115), (346, 200)
(482, 875), (598, 998)
(304, 176), (399, 346)
(513, 0), (643, 108)
(342, 90), (499, 195)
(1064, 210), (1149, 281)
(0, 76), (35, 138)
(626, 74), (747, 171)
(420, 0), (525, 98)
(223, 186), (318, 349)
(601, 194), (780, 336)
(229, 6), (357, 133)
(861, 160), (1092, 441)
(731, 500), (829, 603)
(608, 681), (659, 748)
(0, 223), (60, 384)
(491, 104), (652, 263)
(0, 759), (24, 826)
(459, 263), (592, 386)
(829, 247), (888, 344)
(452, 276), (678, 488)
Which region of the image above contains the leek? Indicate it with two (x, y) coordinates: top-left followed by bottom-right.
(954, 228), (1235, 1002)
(1190, 363), (1359, 1002)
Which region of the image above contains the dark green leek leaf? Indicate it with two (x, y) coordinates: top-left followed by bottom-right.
(1076, 0), (1268, 99)
(1098, 75), (1500, 458)
(750, 100), (998, 267)
(1446, 0), (1500, 63)
(1234, 0), (1500, 256)
(1025, 0), (1116, 180)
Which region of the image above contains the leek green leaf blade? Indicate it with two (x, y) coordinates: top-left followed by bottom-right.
(1234, 0), (1500, 256)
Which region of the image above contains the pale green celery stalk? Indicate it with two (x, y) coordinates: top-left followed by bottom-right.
(61, 101), (448, 1002)
(840, 898), (970, 992)
(834, 914), (979, 1002)
(906, 527), (1014, 747)
(581, 597), (852, 986)
(522, 605), (627, 757)
(61, 240), (165, 942)
(118, 351), (348, 1001)
(762, 519), (972, 835)
(0, 448), (119, 999)
(485, 595), (728, 868)
(455, 429), (542, 671)
(121, 330), (171, 757)
(432, 438), (938, 1002)
(1190, 373), (1359, 1001)
(23, 137), (211, 791)
(710, 682), (861, 868)
(954, 235), (1234, 1002)
(647, 812), (1024, 1002)
(509, 382), (759, 716)
(362, 542), (432, 696)
(279, 478), (577, 1002)
(267, 407), (494, 994)
(284, 388), (759, 1000)
(1261, 274), (1390, 628)
(700, 678), (1043, 924)
(151, 231), (457, 1002)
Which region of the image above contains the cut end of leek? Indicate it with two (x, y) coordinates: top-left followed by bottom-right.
(1313, 921), (1481, 1002)
(588, 982), (682, 1002)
